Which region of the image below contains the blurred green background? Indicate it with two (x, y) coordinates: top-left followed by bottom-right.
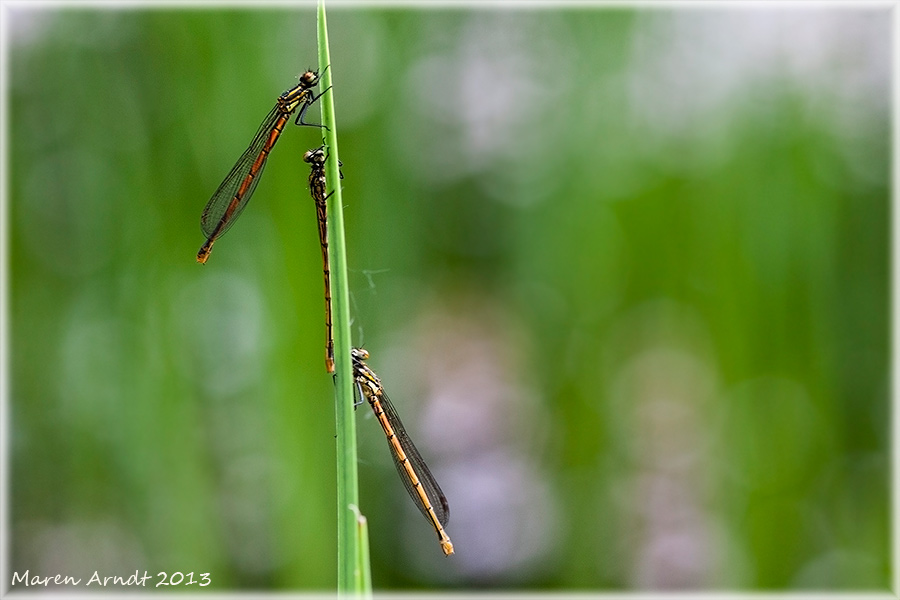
(6, 5), (891, 593)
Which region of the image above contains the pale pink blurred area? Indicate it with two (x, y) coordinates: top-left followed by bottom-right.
(368, 291), (560, 582)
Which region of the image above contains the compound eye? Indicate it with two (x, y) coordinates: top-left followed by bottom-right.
(303, 150), (314, 163)
(301, 70), (318, 85)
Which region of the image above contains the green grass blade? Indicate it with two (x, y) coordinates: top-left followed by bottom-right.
(316, 2), (367, 594)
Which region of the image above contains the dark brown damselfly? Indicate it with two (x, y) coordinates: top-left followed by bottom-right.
(302, 145), (339, 373)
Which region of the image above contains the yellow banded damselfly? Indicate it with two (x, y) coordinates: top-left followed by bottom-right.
(351, 347), (454, 556)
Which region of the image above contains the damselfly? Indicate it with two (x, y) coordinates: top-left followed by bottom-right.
(351, 347), (454, 556)
(197, 69), (325, 264)
(303, 145), (336, 373)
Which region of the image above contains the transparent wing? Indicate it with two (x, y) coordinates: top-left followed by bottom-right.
(376, 388), (450, 527)
(200, 105), (285, 238)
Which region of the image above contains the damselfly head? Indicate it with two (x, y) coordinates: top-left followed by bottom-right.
(303, 146), (326, 165)
(299, 69), (319, 87)
(351, 347), (370, 361)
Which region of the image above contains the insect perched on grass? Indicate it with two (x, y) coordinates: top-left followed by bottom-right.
(303, 144), (341, 373)
(351, 347), (454, 556)
(197, 69), (326, 264)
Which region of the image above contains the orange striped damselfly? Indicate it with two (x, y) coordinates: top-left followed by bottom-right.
(351, 347), (454, 556)
(197, 69), (325, 264)
(303, 145), (338, 373)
